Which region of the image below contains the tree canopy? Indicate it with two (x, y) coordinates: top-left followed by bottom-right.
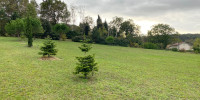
(40, 0), (70, 25)
(148, 24), (178, 49)
(5, 18), (25, 37)
(53, 23), (70, 40)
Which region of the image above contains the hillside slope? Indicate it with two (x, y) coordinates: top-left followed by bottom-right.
(0, 37), (200, 99)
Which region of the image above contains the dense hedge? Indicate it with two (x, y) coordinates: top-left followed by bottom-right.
(143, 42), (159, 49)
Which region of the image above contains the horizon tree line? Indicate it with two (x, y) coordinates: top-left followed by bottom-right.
(0, 0), (183, 49)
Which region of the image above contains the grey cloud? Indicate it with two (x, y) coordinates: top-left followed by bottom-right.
(72, 0), (200, 17)
(37, 0), (200, 33)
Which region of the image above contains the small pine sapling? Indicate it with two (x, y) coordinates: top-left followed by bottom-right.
(74, 42), (98, 78)
(39, 36), (57, 57)
(79, 43), (92, 54)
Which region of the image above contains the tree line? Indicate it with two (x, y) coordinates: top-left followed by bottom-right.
(1, 0), (199, 52)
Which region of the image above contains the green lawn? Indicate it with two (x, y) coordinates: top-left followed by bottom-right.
(0, 37), (200, 99)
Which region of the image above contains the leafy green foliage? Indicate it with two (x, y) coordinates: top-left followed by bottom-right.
(40, 18), (52, 38)
(26, 3), (37, 18)
(148, 24), (178, 49)
(53, 24), (70, 41)
(79, 22), (90, 36)
(72, 36), (84, 42)
(27, 18), (44, 36)
(24, 12), (43, 47)
(114, 38), (129, 47)
(74, 43), (98, 78)
(193, 38), (200, 53)
(106, 36), (114, 45)
(11, 12), (20, 20)
(120, 19), (139, 36)
(0, 9), (10, 36)
(66, 31), (81, 39)
(0, 0), (28, 17)
(5, 18), (25, 37)
(25, 3), (44, 39)
(92, 27), (107, 44)
(39, 36), (57, 57)
(40, 0), (70, 25)
(143, 42), (158, 49)
(109, 16), (124, 37)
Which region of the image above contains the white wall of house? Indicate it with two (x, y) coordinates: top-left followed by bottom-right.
(178, 43), (192, 51)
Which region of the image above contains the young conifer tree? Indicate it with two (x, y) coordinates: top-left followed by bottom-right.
(39, 36), (57, 57)
(26, 16), (33, 47)
(74, 41), (98, 78)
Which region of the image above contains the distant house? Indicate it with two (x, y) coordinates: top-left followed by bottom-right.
(167, 42), (192, 51)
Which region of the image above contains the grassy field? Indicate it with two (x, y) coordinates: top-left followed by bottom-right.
(0, 37), (200, 99)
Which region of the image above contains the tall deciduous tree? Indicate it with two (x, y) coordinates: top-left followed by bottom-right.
(11, 12), (20, 20)
(148, 24), (178, 49)
(109, 16), (123, 37)
(83, 16), (93, 26)
(40, 0), (70, 25)
(30, 0), (39, 14)
(0, 0), (28, 17)
(80, 16), (93, 36)
(120, 19), (140, 36)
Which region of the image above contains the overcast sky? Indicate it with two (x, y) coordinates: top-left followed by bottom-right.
(36, 0), (200, 34)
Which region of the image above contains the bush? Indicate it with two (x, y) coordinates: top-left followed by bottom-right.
(39, 36), (57, 57)
(60, 34), (67, 41)
(134, 43), (140, 48)
(72, 36), (84, 42)
(20, 34), (26, 41)
(50, 32), (60, 40)
(52, 24), (70, 41)
(129, 42), (140, 48)
(66, 31), (80, 39)
(143, 42), (158, 49)
(5, 33), (9, 37)
(114, 38), (129, 47)
(106, 36), (114, 45)
(156, 43), (164, 49)
(172, 48), (178, 52)
(193, 38), (200, 53)
(194, 47), (200, 53)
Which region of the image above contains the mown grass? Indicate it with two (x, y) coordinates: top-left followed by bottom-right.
(0, 37), (200, 99)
